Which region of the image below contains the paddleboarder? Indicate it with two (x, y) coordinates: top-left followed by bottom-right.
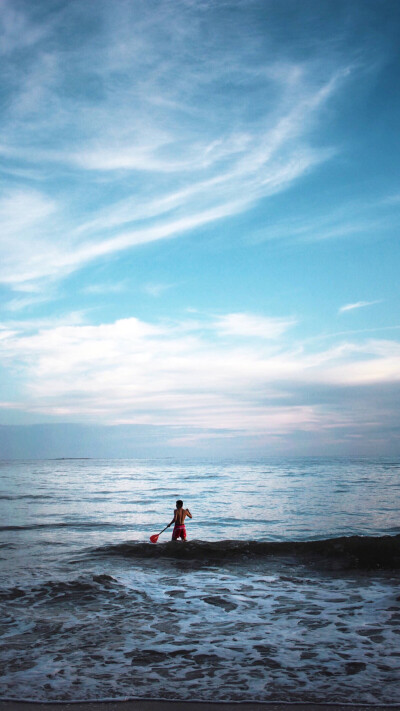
(169, 499), (192, 541)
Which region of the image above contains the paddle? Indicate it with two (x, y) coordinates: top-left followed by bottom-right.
(150, 523), (170, 543)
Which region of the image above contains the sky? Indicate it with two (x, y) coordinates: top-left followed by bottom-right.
(0, 0), (400, 459)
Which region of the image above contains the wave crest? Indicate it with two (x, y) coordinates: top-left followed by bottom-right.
(91, 534), (400, 569)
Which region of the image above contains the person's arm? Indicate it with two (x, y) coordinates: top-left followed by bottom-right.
(168, 509), (177, 527)
(185, 508), (192, 519)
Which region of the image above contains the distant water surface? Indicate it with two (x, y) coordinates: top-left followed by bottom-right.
(1, 457), (399, 558)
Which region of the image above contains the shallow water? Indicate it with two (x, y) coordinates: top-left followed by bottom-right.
(1, 557), (399, 704)
(1, 457), (400, 703)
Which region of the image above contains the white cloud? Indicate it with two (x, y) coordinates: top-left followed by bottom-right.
(1, 313), (399, 436)
(213, 313), (296, 339)
(339, 300), (382, 313)
(0, 311), (86, 333)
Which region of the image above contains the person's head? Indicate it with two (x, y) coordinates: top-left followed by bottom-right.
(176, 499), (183, 509)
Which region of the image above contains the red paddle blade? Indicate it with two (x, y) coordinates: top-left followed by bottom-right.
(150, 534), (159, 543)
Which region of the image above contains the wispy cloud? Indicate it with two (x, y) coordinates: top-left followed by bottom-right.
(143, 283), (174, 298)
(4, 293), (54, 313)
(0, 0), (353, 291)
(339, 300), (382, 314)
(0, 188), (56, 237)
(249, 195), (400, 246)
(82, 282), (127, 296)
(0, 0), (51, 55)
(213, 313), (296, 339)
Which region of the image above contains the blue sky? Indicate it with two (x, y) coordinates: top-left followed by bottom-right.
(0, 0), (400, 458)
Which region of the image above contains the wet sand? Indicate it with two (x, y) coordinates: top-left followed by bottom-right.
(1, 702), (400, 711)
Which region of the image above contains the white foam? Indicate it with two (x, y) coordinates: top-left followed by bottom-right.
(0, 562), (399, 704)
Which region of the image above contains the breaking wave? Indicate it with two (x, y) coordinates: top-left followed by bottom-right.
(91, 533), (400, 569)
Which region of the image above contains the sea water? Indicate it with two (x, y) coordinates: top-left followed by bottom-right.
(0, 457), (399, 703)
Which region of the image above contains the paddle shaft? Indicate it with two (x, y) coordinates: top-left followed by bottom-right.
(157, 523), (171, 536)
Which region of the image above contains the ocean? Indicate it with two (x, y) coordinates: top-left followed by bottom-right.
(1, 457), (399, 704)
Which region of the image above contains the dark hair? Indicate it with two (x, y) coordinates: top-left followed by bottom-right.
(176, 499), (183, 508)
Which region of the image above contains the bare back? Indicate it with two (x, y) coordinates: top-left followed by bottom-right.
(174, 507), (188, 525)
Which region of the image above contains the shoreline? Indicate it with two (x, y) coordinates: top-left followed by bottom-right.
(1, 702), (400, 711)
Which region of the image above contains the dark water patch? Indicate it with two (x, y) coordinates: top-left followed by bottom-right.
(165, 589), (185, 597)
(0, 494), (54, 501)
(345, 661), (367, 674)
(32, 576), (119, 599)
(203, 595), (238, 611)
(0, 521), (131, 532)
(91, 534), (400, 569)
(0, 586), (26, 600)
(92, 573), (116, 584)
(0, 574), (119, 604)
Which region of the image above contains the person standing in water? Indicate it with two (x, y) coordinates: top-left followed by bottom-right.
(169, 500), (192, 541)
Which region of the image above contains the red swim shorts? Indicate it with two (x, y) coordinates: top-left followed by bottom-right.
(172, 524), (186, 540)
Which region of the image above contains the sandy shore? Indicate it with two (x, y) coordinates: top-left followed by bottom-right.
(1, 702), (400, 711)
